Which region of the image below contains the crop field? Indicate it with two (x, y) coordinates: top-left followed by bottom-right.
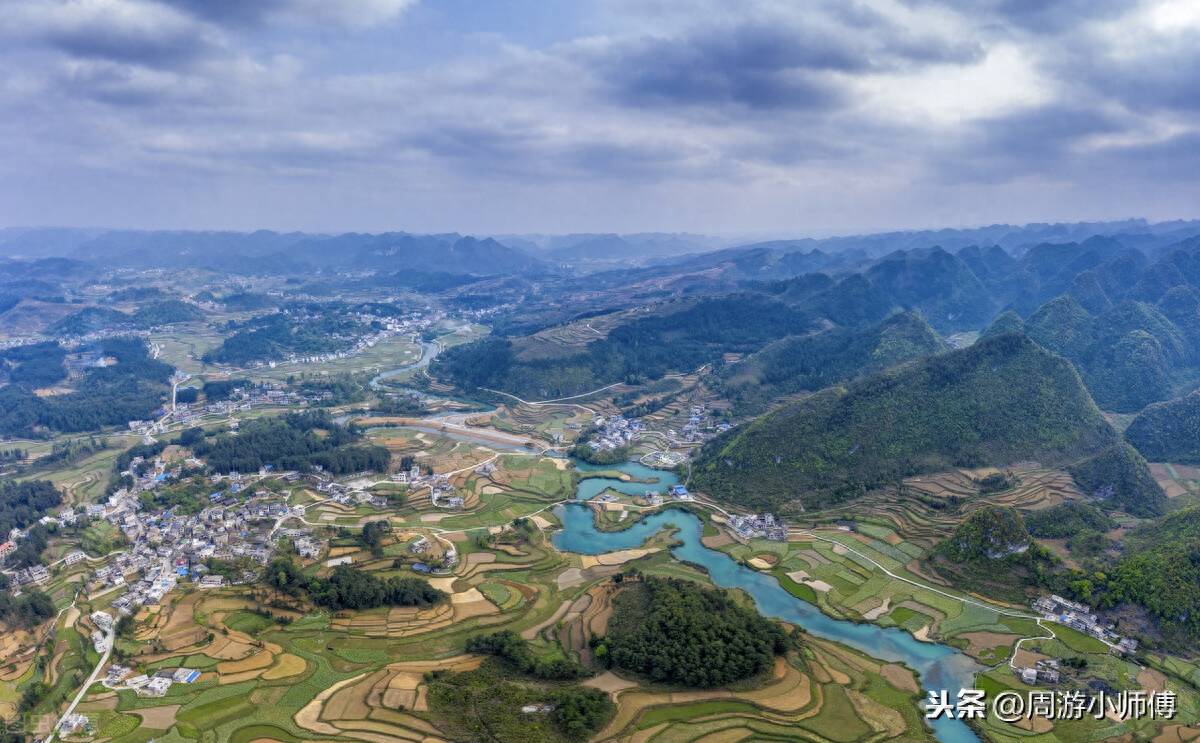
(712, 467), (1089, 659)
(248, 334), (423, 382)
(591, 636), (929, 742)
(1149, 462), (1200, 502)
(6, 394), (1199, 743)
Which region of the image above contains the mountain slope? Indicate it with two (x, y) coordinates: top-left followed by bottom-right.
(1124, 390), (1200, 463)
(717, 310), (947, 414)
(1025, 297), (1190, 412)
(692, 333), (1126, 512)
(863, 247), (995, 332)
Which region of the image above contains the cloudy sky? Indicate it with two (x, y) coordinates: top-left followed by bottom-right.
(0, 0), (1198, 235)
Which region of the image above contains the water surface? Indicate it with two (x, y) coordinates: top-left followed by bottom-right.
(553, 461), (982, 743)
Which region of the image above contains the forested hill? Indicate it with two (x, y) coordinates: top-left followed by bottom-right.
(1124, 390), (1200, 463)
(692, 333), (1161, 513)
(0, 338), (173, 437)
(431, 294), (815, 400)
(716, 310), (948, 415)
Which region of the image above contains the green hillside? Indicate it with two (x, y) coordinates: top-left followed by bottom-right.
(692, 333), (1121, 512)
(939, 505), (1031, 562)
(717, 310), (947, 414)
(1025, 297), (1191, 412)
(1085, 507), (1200, 647)
(432, 295), (812, 399)
(1124, 390), (1200, 463)
(980, 310), (1024, 339)
(1064, 443), (1166, 517)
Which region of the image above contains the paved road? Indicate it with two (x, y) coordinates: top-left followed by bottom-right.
(46, 615), (113, 743)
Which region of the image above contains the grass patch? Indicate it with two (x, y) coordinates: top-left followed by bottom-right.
(636, 700), (759, 728)
(1051, 624), (1109, 654)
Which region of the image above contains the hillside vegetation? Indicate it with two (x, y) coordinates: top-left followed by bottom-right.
(0, 338), (173, 436)
(1066, 443), (1167, 517)
(1078, 507), (1200, 647)
(602, 577), (788, 688)
(1124, 390), (1200, 463)
(717, 310), (947, 414)
(433, 295), (813, 399)
(939, 505), (1031, 561)
(1025, 297), (1194, 412)
(693, 334), (1139, 512)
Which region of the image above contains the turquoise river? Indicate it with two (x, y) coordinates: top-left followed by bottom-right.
(553, 461), (983, 743)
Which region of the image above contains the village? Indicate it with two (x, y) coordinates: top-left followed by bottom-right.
(590, 403), (730, 456)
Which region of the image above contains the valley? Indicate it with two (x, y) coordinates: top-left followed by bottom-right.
(3, 222), (1200, 743)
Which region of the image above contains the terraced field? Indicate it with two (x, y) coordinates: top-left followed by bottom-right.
(6, 401), (1199, 743)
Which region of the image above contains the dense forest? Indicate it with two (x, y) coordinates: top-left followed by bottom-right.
(938, 505), (1030, 562)
(192, 411), (390, 474)
(203, 310), (365, 364)
(693, 334), (1153, 513)
(0, 578), (55, 628)
(432, 295), (815, 399)
(716, 310), (948, 414)
(0, 479), (62, 543)
(201, 378), (248, 401)
(48, 300), (202, 336)
(1123, 390), (1200, 463)
(265, 558), (445, 610)
(0, 338), (172, 436)
(1044, 507), (1200, 647)
(1023, 501), (1116, 540)
(1065, 443), (1166, 518)
(0, 342), (67, 387)
(1021, 297), (1196, 412)
(601, 577), (788, 688)
(466, 631), (589, 680)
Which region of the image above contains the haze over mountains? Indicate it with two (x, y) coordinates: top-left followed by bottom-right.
(5, 218), (1200, 275)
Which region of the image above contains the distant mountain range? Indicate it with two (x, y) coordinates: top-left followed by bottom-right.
(0, 228), (548, 277)
(5, 219), (1200, 277)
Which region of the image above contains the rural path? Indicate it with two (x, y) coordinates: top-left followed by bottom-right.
(791, 529), (1098, 664)
(45, 598), (112, 743)
(481, 383), (625, 409)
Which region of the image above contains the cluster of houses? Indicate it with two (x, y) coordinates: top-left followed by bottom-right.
(237, 307), (446, 370)
(316, 476), (388, 510)
(128, 383), (314, 436)
(728, 513), (787, 541)
(389, 465), (463, 509)
(102, 664), (200, 697)
(664, 404), (730, 447)
(12, 564), (51, 587)
(642, 484), (695, 507)
(1033, 594), (1139, 655)
(2, 514), (85, 585)
(430, 478), (464, 509)
(72, 461), (318, 615)
(590, 415), (642, 450)
(592, 403), (730, 464)
(1015, 658), (1062, 685)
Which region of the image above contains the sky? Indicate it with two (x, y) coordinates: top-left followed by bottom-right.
(0, 0), (1198, 235)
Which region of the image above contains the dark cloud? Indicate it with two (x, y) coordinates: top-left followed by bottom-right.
(1074, 48), (1200, 114)
(0, 0), (1197, 233)
(590, 25), (856, 111)
(933, 104), (1130, 181)
(156, 0), (274, 26)
(909, 0), (1139, 33)
(32, 10), (216, 68)
(404, 122), (705, 180)
(157, 0), (415, 29)
(588, 13), (982, 113)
